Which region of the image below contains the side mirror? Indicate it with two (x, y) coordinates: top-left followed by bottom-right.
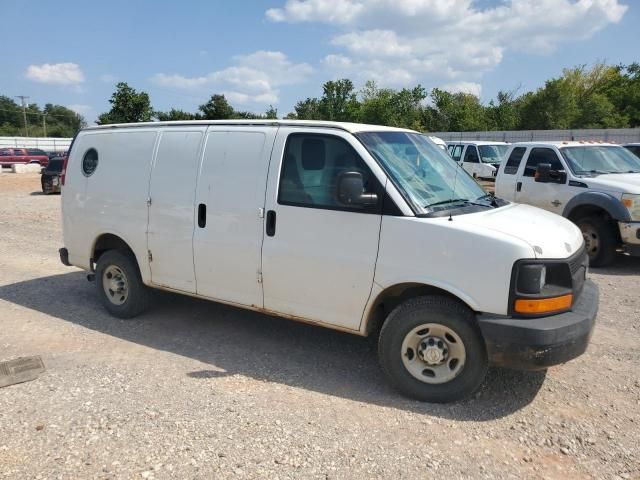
(535, 163), (552, 183)
(337, 171), (378, 207)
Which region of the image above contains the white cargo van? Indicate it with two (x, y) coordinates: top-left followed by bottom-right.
(59, 121), (598, 402)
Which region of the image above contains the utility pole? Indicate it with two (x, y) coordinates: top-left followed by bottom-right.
(15, 95), (29, 137)
(42, 113), (47, 137)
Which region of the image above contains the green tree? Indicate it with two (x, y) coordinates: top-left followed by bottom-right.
(98, 82), (153, 124)
(289, 97), (322, 120)
(199, 94), (234, 120)
(155, 108), (197, 121)
(429, 88), (487, 131)
(319, 79), (359, 121)
(264, 105), (278, 119)
(0, 96), (85, 137)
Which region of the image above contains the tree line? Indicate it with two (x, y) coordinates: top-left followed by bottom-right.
(3, 61), (638, 137)
(99, 62), (640, 132)
(0, 96), (85, 137)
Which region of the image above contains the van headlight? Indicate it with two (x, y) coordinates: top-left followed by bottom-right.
(622, 194), (640, 221)
(511, 261), (573, 316)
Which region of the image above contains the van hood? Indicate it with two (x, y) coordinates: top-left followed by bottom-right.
(584, 173), (640, 195)
(452, 203), (584, 259)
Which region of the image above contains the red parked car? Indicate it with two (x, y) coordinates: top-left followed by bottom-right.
(0, 148), (49, 167)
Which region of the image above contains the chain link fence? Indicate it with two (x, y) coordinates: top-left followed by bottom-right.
(428, 128), (640, 144)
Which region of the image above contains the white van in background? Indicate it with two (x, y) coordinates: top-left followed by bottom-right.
(428, 136), (448, 151)
(59, 120), (597, 402)
(447, 141), (509, 180)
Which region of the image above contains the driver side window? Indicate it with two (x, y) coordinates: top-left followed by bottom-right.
(278, 133), (380, 213)
(463, 146), (479, 163)
(524, 148), (564, 178)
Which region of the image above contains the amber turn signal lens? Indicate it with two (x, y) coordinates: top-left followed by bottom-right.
(622, 198), (633, 208)
(514, 294), (573, 314)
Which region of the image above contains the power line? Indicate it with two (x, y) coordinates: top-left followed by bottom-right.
(15, 96), (29, 136)
(0, 106), (81, 119)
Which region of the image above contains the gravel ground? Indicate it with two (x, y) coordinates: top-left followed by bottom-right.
(0, 173), (639, 479)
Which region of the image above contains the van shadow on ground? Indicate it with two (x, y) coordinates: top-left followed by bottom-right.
(0, 271), (549, 421)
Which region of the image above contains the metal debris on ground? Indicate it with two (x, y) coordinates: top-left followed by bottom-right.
(0, 356), (46, 388)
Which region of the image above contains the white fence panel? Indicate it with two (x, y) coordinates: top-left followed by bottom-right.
(429, 128), (640, 144)
(0, 136), (73, 152)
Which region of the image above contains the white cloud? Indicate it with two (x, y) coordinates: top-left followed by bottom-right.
(268, 0), (628, 95)
(441, 81), (482, 97)
(66, 104), (92, 116)
(152, 51), (313, 106)
(267, 0), (363, 24)
(25, 63), (85, 85)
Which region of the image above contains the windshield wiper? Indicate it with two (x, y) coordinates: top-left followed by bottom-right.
(426, 198), (492, 209)
(476, 193), (500, 207)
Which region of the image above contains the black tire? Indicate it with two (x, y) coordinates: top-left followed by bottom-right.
(95, 250), (151, 318)
(576, 216), (617, 267)
(378, 295), (488, 403)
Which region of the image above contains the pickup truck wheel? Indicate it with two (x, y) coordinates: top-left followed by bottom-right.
(577, 216), (617, 267)
(96, 250), (150, 318)
(378, 296), (488, 403)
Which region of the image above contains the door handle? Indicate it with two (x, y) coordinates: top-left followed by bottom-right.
(198, 203), (206, 228)
(516, 181), (522, 192)
(266, 210), (276, 237)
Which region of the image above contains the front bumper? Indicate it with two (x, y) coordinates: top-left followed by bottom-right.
(477, 280), (598, 370)
(619, 222), (640, 256)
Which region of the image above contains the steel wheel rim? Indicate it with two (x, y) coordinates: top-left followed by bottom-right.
(580, 225), (599, 256)
(401, 323), (466, 384)
(102, 265), (129, 306)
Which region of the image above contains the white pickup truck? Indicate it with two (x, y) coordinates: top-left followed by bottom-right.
(495, 141), (640, 266)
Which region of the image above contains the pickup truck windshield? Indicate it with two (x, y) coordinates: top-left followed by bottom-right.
(561, 146), (640, 174)
(478, 145), (508, 163)
(357, 131), (487, 214)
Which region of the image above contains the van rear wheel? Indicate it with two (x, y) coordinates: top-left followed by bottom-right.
(378, 296), (488, 403)
(96, 250), (150, 318)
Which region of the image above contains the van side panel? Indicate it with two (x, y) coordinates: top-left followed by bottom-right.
(147, 129), (205, 292)
(62, 130), (158, 280)
(192, 128), (276, 307)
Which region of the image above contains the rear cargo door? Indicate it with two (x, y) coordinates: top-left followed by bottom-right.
(192, 126), (277, 307)
(147, 127), (206, 293)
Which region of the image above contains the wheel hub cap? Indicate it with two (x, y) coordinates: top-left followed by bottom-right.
(418, 337), (447, 365)
(102, 265), (129, 306)
(401, 323), (466, 385)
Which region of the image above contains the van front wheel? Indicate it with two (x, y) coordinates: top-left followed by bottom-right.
(378, 296), (488, 403)
(96, 250), (150, 318)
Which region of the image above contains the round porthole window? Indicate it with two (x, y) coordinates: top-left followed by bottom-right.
(82, 148), (99, 176)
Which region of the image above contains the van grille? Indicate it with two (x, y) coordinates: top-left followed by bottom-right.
(569, 244), (588, 300)
(569, 245), (588, 274)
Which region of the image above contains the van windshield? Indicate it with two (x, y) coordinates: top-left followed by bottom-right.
(478, 145), (508, 163)
(356, 131), (488, 215)
(561, 146), (640, 174)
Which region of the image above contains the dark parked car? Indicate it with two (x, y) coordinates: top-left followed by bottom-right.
(48, 150), (67, 159)
(41, 157), (65, 194)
